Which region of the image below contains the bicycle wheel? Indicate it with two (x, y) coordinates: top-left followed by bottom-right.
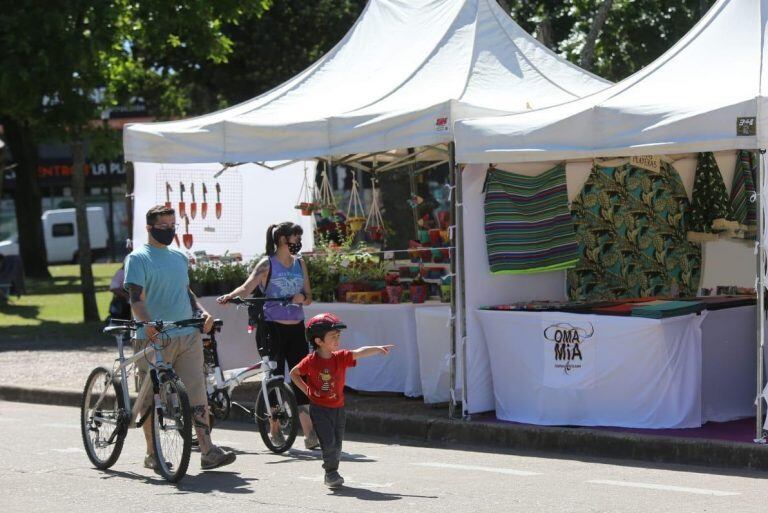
(81, 366), (127, 470)
(151, 375), (192, 482)
(255, 380), (299, 453)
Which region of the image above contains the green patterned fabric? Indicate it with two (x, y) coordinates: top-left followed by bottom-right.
(730, 150), (757, 227)
(484, 165), (579, 274)
(687, 152), (734, 232)
(568, 163), (701, 301)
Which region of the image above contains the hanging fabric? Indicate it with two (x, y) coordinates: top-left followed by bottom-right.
(483, 164), (578, 274)
(730, 150), (758, 234)
(568, 162), (701, 301)
(687, 152), (735, 237)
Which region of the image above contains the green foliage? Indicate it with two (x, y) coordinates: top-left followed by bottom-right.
(507, 0), (708, 81)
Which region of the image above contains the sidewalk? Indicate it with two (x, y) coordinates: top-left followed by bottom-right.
(2, 340), (768, 471)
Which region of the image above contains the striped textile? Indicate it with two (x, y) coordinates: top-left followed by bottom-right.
(730, 150), (757, 227)
(484, 165), (578, 274)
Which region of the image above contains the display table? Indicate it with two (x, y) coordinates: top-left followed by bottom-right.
(305, 302), (444, 397)
(414, 306), (452, 404)
(199, 297), (446, 398)
(476, 305), (759, 428)
(476, 310), (706, 428)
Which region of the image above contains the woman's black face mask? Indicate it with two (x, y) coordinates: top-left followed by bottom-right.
(288, 241), (302, 255)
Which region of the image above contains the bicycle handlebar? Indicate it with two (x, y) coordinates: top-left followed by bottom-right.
(104, 317), (206, 334)
(228, 296), (294, 306)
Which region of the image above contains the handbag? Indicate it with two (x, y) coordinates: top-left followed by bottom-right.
(248, 258), (272, 352)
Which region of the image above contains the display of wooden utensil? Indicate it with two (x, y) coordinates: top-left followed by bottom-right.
(165, 182), (172, 209)
(178, 182), (186, 218)
(183, 216), (193, 249)
(215, 182), (222, 219)
(190, 182), (197, 219)
(201, 183), (208, 219)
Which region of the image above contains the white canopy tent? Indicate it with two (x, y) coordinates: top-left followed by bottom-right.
(123, 0), (613, 419)
(123, 0), (609, 163)
(453, 0), (768, 437)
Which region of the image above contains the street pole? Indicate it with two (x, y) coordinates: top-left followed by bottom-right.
(448, 142), (457, 419)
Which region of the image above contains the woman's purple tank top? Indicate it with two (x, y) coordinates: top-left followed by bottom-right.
(263, 256), (305, 322)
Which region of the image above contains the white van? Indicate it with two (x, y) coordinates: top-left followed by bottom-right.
(0, 207), (109, 263)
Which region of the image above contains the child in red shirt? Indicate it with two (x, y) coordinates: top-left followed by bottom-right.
(290, 312), (393, 489)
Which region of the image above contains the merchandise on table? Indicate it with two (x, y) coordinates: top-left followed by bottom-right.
(484, 164), (579, 274)
(630, 300), (705, 319)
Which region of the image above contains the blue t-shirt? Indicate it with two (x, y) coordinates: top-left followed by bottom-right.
(123, 244), (196, 338)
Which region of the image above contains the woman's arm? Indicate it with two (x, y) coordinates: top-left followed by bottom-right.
(217, 257), (269, 303)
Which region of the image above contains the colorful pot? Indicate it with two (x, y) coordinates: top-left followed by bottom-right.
(385, 285), (403, 304)
(417, 229), (430, 244)
(440, 284), (452, 303)
(347, 216), (365, 232)
(336, 282), (369, 302)
(367, 225), (384, 241)
(428, 229), (442, 245)
(410, 284), (428, 304)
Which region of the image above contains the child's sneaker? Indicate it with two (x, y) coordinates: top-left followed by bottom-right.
(324, 470), (344, 488)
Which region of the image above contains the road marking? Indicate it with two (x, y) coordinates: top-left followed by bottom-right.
(586, 480), (740, 496)
(411, 462), (540, 476)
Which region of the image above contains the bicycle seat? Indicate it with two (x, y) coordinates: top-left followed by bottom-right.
(104, 325), (133, 335)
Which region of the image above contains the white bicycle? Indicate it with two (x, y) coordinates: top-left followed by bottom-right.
(202, 296), (299, 453)
(80, 317), (205, 483)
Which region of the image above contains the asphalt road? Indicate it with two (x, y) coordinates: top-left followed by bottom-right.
(1, 400), (767, 513)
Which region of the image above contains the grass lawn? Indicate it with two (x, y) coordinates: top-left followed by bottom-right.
(0, 263), (121, 343)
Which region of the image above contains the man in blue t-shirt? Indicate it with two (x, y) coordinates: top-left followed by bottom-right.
(125, 205), (235, 472)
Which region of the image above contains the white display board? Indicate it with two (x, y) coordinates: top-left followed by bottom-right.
(132, 161), (315, 259)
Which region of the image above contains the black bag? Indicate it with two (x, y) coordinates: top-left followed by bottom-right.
(249, 259), (272, 352)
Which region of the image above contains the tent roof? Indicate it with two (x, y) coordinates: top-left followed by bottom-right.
(124, 0), (609, 164)
(455, 0), (768, 164)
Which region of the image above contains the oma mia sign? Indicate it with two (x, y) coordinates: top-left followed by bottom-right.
(543, 323), (595, 373)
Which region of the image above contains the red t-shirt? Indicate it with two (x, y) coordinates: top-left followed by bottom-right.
(295, 349), (357, 408)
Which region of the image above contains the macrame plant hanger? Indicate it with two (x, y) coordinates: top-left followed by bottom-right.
(346, 173), (366, 233)
(365, 157), (385, 241)
(318, 159), (337, 218)
(295, 161), (317, 216)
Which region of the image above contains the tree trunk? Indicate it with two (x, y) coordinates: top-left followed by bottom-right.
(71, 139), (100, 322)
(536, 16), (554, 49)
(580, 0), (614, 71)
(2, 117), (49, 278)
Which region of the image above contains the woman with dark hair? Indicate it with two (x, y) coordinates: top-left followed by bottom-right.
(217, 222), (319, 449)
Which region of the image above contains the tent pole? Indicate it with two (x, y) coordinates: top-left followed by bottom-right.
(448, 142), (457, 419)
(757, 149), (766, 443)
(456, 157), (469, 420)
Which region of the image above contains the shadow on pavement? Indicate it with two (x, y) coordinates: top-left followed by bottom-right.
(329, 485), (438, 501)
(102, 468), (257, 494)
(264, 448), (376, 464)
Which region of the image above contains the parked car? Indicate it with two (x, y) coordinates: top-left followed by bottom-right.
(0, 207), (108, 263)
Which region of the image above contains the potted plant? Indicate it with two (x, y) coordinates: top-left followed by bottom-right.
(410, 274), (428, 304)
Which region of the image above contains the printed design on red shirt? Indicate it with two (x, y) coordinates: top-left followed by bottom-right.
(317, 367), (337, 400)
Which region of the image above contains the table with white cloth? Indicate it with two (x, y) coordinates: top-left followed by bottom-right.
(304, 302), (444, 397)
(414, 306), (453, 404)
(476, 306), (757, 429)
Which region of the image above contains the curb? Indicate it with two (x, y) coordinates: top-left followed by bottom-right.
(3, 385), (767, 470)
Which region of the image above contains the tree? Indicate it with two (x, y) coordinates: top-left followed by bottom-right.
(579, 0), (614, 71)
(0, 0), (270, 320)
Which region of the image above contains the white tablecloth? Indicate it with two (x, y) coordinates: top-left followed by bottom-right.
(476, 310), (705, 428)
(415, 306), (452, 404)
(305, 302), (444, 396)
(701, 305), (756, 422)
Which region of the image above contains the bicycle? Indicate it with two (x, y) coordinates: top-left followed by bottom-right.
(80, 317), (206, 483)
(201, 296), (299, 453)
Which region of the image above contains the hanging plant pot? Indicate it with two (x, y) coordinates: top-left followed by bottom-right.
(409, 284), (428, 304)
(347, 216), (365, 232)
(295, 202), (317, 216)
(367, 225), (384, 241)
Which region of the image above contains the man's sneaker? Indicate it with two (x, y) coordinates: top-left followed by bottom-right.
(201, 445), (236, 470)
(271, 429), (286, 447)
(143, 454), (172, 472)
(304, 431), (320, 450)
(324, 470), (344, 488)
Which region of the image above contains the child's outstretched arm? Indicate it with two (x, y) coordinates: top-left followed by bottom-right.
(290, 365), (311, 397)
(352, 345), (394, 360)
